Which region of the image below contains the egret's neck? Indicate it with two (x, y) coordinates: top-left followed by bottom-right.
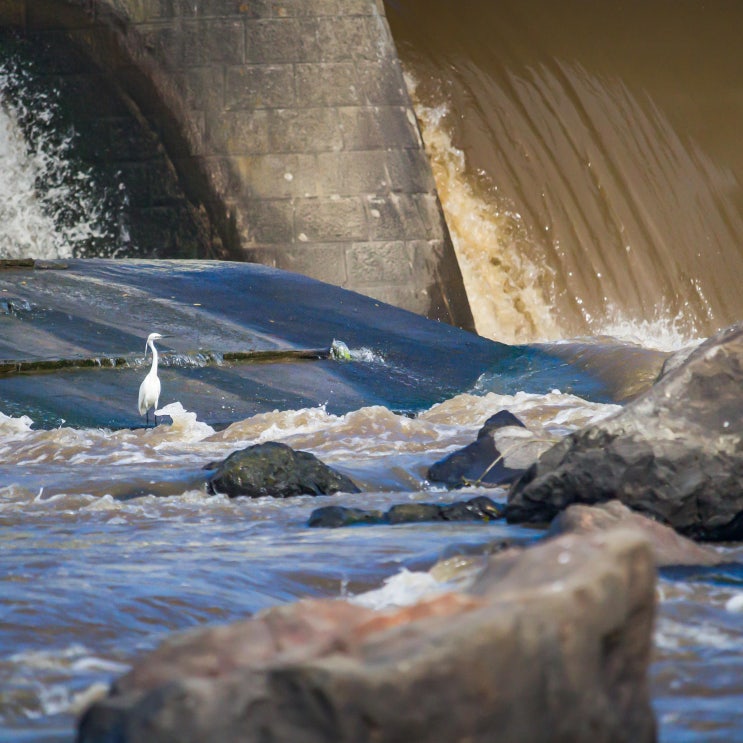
(149, 341), (159, 373)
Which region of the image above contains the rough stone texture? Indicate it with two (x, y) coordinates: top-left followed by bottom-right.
(428, 410), (532, 488)
(508, 323), (743, 540)
(207, 441), (360, 498)
(548, 500), (735, 567)
(0, 0), (475, 329)
(307, 495), (504, 527)
(76, 529), (657, 743)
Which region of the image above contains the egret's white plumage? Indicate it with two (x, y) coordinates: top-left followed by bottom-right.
(138, 332), (164, 426)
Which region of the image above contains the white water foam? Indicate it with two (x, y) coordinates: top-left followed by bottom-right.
(0, 409), (34, 435)
(153, 401), (215, 442)
(725, 593), (743, 613)
(349, 346), (386, 364)
(9, 645), (129, 675)
(350, 568), (447, 610)
(6, 645), (127, 719)
(423, 389), (619, 433)
(0, 63), (114, 259)
(655, 616), (740, 652)
(591, 304), (704, 352)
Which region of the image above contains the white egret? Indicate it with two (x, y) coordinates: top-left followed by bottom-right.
(138, 332), (166, 427)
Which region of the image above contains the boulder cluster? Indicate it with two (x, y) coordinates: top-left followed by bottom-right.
(76, 323), (743, 742)
(507, 323), (743, 540)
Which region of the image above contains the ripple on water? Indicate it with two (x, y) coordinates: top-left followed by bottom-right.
(652, 567), (743, 742)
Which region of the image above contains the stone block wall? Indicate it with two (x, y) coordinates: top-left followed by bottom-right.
(0, 0), (474, 329)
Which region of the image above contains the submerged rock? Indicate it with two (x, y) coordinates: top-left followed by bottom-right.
(427, 410), (530, 487)
(548, 500), (733, 567)
(308, 495), (504, 527)
(76, 529), (657, 743)
(207, 441), (360, 498)
(508, 323), (743, 540)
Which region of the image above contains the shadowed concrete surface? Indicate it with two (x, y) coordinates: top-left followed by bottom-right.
(0, 0), (474, 328)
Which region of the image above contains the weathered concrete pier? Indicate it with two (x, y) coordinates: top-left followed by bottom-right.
(0, 0), (474, 329)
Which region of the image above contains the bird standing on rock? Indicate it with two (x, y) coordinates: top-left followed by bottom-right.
(138, 332), (165, 427)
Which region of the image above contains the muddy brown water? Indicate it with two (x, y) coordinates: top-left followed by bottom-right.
(386, 0), (743, 345)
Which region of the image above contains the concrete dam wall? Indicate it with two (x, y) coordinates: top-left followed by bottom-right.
(0, 0), (474, 330)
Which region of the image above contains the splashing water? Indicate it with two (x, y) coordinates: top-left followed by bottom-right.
(0, 60), (119, 260)
(592, 304), (705, 352)
(405, 72), (560, 344)
(153, 402), (216, 442)
(350, 568), (448, 609)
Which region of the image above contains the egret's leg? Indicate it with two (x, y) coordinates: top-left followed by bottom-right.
(154, 413), (158, 427)
(145, 410), (150, 427)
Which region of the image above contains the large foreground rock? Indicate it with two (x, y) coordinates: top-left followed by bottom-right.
(207, 441), (359, 497)
(508, 323), (743, 540)
(77, 529), (656, 743)
(548, 501), (732, 567)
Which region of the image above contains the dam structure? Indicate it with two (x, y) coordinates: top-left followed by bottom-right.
(0, 0), (474, 330)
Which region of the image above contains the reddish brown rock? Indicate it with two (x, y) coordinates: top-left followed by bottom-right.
(77, 530), (657, 743)
(547, 500), (736, 567)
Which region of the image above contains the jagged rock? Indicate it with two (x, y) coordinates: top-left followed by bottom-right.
(508, 323), (743, 540)
(548, 500), (735, 567)
(76, 529), (657, 743)
(207, 441), (360, 498)
(427, 410), (529, 487)
(307, 495), (504, 527)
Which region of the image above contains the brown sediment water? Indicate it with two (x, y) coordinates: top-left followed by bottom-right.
(386, 0), (743, 346)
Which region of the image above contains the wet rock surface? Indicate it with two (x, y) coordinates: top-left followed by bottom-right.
(77, 529), (657, 743)
(548, 500), (735, 567)
(427, 410), (529, 487)
(508, 323), (743, 540)
(207, 441), (360, 498)
(307, 505), (386, 528)
(308, 495), (504, 527)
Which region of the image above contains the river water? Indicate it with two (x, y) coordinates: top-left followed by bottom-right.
(2, 3), (743, 741)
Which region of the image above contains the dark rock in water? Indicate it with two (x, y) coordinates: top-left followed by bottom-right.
(438, 495), (504, 521)
(548, 500), (735, 567)
(508, 323), (743, 540)
(307, 505), (384, 528)
(308, 496), (504, 527)
(428, 410), (527, 488)
(387, 502), (444, 523)
(207, 441), (360, 498)
(76, 529), (656, 743)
